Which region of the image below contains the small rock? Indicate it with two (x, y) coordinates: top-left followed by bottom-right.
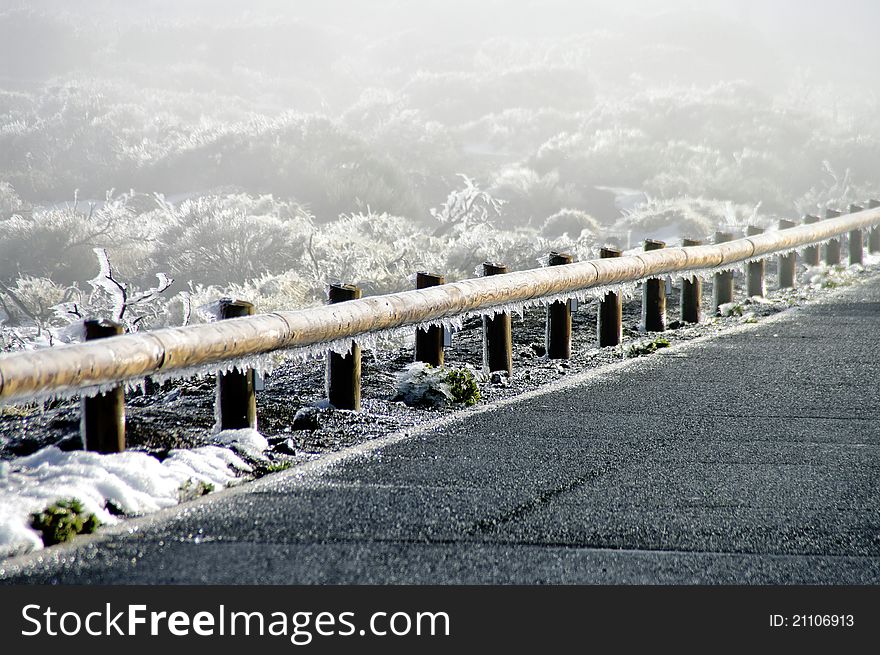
(273, 438), (298, 456)
(555, 364), (566, 375)
(530, 343), (546, 357)
(668, 320), (683, 330)
(292, 406), (321, 430)
(55, 433), (84, 452)
(490, 371), (510, 387)
(163, 388), (182, 402)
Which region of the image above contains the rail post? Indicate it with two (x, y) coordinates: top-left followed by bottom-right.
(777, 219), (797, 289)
(216, 299), (257, 430)
(326, 284), (362, 410)
(869, 200), (880, 253)
(824, 209), (842, 265)
(482, 262), (512, 375)
(680, 238), (702, 324)
(414, 272), (445, 367)
(848, 204), (864, 265)
(712, 231), (735, 314)
(81, 319), (125, 453)
(545, 252), (573, 359)
(642, 239), (666, 332)
(745, 225), (765, 297)
(597, 247), (622, 347)
(802, 215), (821, 266)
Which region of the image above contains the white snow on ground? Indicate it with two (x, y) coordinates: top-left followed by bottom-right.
(212, 428), (268, 461)
(0, 429), (266, 560)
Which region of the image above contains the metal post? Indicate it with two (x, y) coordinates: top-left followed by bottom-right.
(824, 209), (842, 265)
(216, 299), (257, 430)
(597, 247), (622, 347)
(713, 231), (735, 314)
(642, 239), (666, 332)
(414, 272), (445, 367)
(82, 320), (125, 453)
(482, 262), (512, 375)
(546, 252), (573, 359)
(745, 225), (765, 298)
(848, 204), (864, 265)
(777, 219), (797, 289)
(802, 215), (821, 266)
(680, 238), (702, 324)
(326, 284), (361, 410)
(869, 200), (880, 253)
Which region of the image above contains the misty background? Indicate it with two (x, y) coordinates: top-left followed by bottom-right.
(1, 0), (879, 344)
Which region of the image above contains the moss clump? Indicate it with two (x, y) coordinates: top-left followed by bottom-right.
(30, 499), (101, 546)
(262, 461), (292, 474)
(627, 336), (671, 358)
(395, 363), (480, 407)
(178, 479), (215, 502)
(444, 367), (480, 406)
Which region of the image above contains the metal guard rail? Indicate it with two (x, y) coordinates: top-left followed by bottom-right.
(1, 207), (879, 402)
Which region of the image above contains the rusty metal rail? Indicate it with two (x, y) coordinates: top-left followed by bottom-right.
(1, 206), (879, 404)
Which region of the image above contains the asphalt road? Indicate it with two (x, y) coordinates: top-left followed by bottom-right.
(3, 277), (880, 584)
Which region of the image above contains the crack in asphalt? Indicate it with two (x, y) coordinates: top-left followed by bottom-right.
(461, 455), (647, 538)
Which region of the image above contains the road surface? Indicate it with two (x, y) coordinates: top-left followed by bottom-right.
(3, 277), (879, 584)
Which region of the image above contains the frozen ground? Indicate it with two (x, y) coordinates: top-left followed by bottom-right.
(0, 256), (877, 559)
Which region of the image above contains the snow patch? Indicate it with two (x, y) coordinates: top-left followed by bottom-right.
(212, 428), (268, 461)
(0, 430), (267, 560)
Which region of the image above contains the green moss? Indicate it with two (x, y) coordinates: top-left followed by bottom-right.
(263, 461), (292, 474)
(444, 367), (480, 406)
(30, 499), (101, 547)
(627, 336), (671, 358)
(178, 479), (215, 502)
(722, 303), (746, 317)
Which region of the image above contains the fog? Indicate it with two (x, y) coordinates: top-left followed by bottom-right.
(1, 0), (879, 341)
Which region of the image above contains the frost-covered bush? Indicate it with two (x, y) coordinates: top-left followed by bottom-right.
(794, 163), (879, 217)
(307, 210), (437, 295)
(541, 209), (602, 240)
(0, 248), (176, 350)
(627, 336), (671, 358)
(402, 67), (595, 125)
(490, 165), (581, 227)
(153, 194), (312, 286)
(395, 363), (480, 407)
(209, 271), (314, 313)
(62, 248), (175, 332)
(613, 196), (762, 245)
(431, 175), (504, 234)
(0, 275), (73, 326)
(0, 191), (158, 287)
(0, 181), (23, 214)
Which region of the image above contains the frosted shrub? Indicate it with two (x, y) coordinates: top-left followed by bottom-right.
(613, 196), (762, 244)
(395, 363), (480, 407)
(154, 194), (312, 286)
(0, 191), (148, 286)
(308, 211), (438, 295)
(50, 248), (175, 334)
(431, 174), (504, 234)
(219, 271), (314, 313)
(794, 163), (878, 217)
(0, 181), (23, 214)
(0, 275), (73, 326)
(489, 165), (580, 227)
(540, 208), (602, 239)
